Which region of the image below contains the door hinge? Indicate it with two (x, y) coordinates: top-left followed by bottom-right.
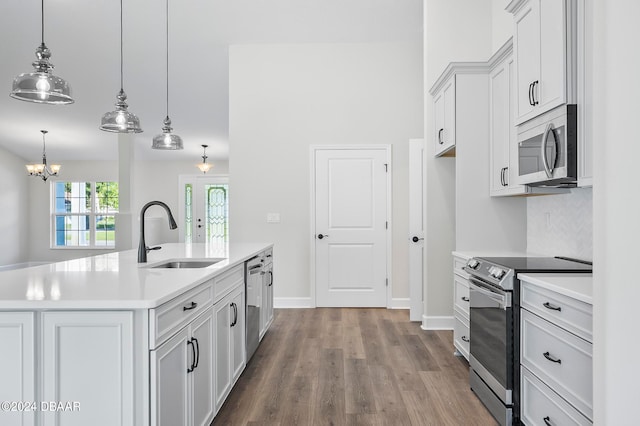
(386, 278), (389, 287)
(385, 221), (388, 229)
(384, 163), (388, 172)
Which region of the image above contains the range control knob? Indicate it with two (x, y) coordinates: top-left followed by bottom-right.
(489, 267), (505, 279)
(467, 259), (480, 270)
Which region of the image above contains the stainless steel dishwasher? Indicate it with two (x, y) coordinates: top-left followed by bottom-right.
(245, 255), (263, 361)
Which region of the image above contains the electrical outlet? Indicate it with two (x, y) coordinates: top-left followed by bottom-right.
(267, 213), (280, 223)
(545, 212), (552, 230)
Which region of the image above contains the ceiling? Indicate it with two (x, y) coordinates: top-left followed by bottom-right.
(0, 0), (422, 163)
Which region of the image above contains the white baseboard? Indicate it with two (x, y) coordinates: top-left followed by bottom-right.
(389, 298), (410, 309)
(274, 297), (313, 309)
(420, 315), (454, 330)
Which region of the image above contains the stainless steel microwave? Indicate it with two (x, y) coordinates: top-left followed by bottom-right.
(517, 104), (577, 187)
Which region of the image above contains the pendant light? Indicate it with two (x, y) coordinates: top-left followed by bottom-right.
(152, 0), (183, 150)
(10, 0), (73, 104)
(196, 145), (212, 173)
(26, 130), (61, 181)
(100, 0), (142, 133)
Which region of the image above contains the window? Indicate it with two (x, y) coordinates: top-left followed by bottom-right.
(51, 181), (118, 248)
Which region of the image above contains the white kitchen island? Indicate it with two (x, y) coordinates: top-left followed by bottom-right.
(0, 242), (273, 426)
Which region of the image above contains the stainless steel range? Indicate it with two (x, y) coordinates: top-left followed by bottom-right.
(464, 256), (592, 426)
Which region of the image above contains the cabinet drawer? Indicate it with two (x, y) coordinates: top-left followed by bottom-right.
(453, 314), (470, 361)
(213, 264), (244, 302)
(453, 275), (470, 317)
(521, 309), (592, 419)
(521, 367), (592, 425)
(150, 283), (213, 349)
(453, 255), (470, 278)
(521, 280), (592, 341)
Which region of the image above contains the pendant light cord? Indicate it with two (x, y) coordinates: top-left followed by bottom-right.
(40, 0), (45, 44)
(120, 0), (124, 91)
(165, 0), (169, 117)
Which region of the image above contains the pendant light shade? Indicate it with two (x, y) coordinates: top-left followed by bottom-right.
(100, 0), (142, 133)
(152, 0), (183, 149)
(196, 144), (212, 173)
(10, 0), (73, 104)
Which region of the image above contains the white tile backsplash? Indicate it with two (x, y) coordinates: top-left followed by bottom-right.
(527, 188), (593, 261)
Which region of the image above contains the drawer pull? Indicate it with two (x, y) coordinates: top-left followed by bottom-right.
(461, 297), (469, 302)
(183, 301), (198, 311)
(543, 302), (562, 311)
(461, 336), (469, 343)
(543, 351), (562, 364)
(543, 416), (553, 426)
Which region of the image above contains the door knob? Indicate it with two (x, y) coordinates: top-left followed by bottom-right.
(317, 234), (328, 240)
(412, 236), (424, 243)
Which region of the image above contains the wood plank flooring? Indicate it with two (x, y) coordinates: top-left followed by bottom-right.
(213, 308), (498, 426)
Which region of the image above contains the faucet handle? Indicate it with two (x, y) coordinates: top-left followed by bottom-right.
(146, 246), (162, 253)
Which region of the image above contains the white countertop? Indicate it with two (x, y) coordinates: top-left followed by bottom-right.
(0, 242), (272, 310)
(517, 273), (593, 304)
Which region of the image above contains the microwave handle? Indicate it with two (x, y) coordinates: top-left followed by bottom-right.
(541, 123), (557, 178)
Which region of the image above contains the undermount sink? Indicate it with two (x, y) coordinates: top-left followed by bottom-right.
(151, 260), (222, 269)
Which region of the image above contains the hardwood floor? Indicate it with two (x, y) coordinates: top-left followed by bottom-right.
(213, 308), (498, 426)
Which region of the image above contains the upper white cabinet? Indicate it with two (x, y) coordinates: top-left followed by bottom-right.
(508, 0), (575, 125)
(432, 75), (456, 157)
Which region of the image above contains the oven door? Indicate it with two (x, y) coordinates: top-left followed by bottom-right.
(469, 277), (513, 405)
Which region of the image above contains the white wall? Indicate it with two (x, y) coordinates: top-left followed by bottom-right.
(491, 0), (513, 53)
(0, 146), (30, 266)
(229, 42), (423, 305)
(423, 0), (492, 320)
(592, 0), (640, 423)
(527, 188), (593, 260)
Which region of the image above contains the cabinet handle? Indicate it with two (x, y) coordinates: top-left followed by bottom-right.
(438, 128), (444, 144)
(532, 80), (539, 105)
(230, 302), (238, 327)
(187, 340), (196, 373)
(461, 296), (469, 302)
(543, 302), (562, 312)
(503, 167), (508, 186)
(192, 337), (200, 369)
(183, 301), (198, 311)
(461, 336), (470, 343)
(543, 416), (553, 426)
(268, 271), (273, 287)
(543, 351), (562, 364)
(528, 82), (534, 106)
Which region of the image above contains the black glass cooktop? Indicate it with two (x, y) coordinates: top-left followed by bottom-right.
(478, 256), (592, 273)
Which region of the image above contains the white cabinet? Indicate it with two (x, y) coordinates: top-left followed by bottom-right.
(520, 277), (593, 424)
(41, 311), (135, 426)
(452, 253), (471, 361)
(260, 249), (274, 340)
(151, 308), (214, 426)
(509, 0), (574, 125)
(433, 75), (456, 157)
(214, 285), (245, 412)
(0, 312), (35, 426)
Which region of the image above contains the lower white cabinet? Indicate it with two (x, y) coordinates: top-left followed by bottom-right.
(260, 252), (274, 340)
(151, 308), (214, 426)
(452, 253), (471, 361)
(214, 285), (246, 412)
(520, 276), (593, 425)
(41, 311), (135, 426)
(0, 312), (35, 426)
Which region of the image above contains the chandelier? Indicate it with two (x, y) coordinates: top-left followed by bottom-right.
(26, 130), (61, 181)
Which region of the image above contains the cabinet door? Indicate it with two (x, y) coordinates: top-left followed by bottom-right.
(489, 60), (511, 195)
(190, 309), (214, 426)
(41, 311), (134, 426)
(538, 0), (567, 113)
(151, 328), (190, 426)
(230, 288), (246, 383)
(0, 312), (35, 426)
(214, 297), (231, 411)
(434, 76), (456, 156)
(266, 267), (274, 329)
(514, 0), (540, 123)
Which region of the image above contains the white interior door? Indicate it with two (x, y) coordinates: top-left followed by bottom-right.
(313, 147), (389, 307)
(409, 139), (425, 321)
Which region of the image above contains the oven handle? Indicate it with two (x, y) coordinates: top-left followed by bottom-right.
(469, 277), (511, 309)
(541, 122), (557, 178)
